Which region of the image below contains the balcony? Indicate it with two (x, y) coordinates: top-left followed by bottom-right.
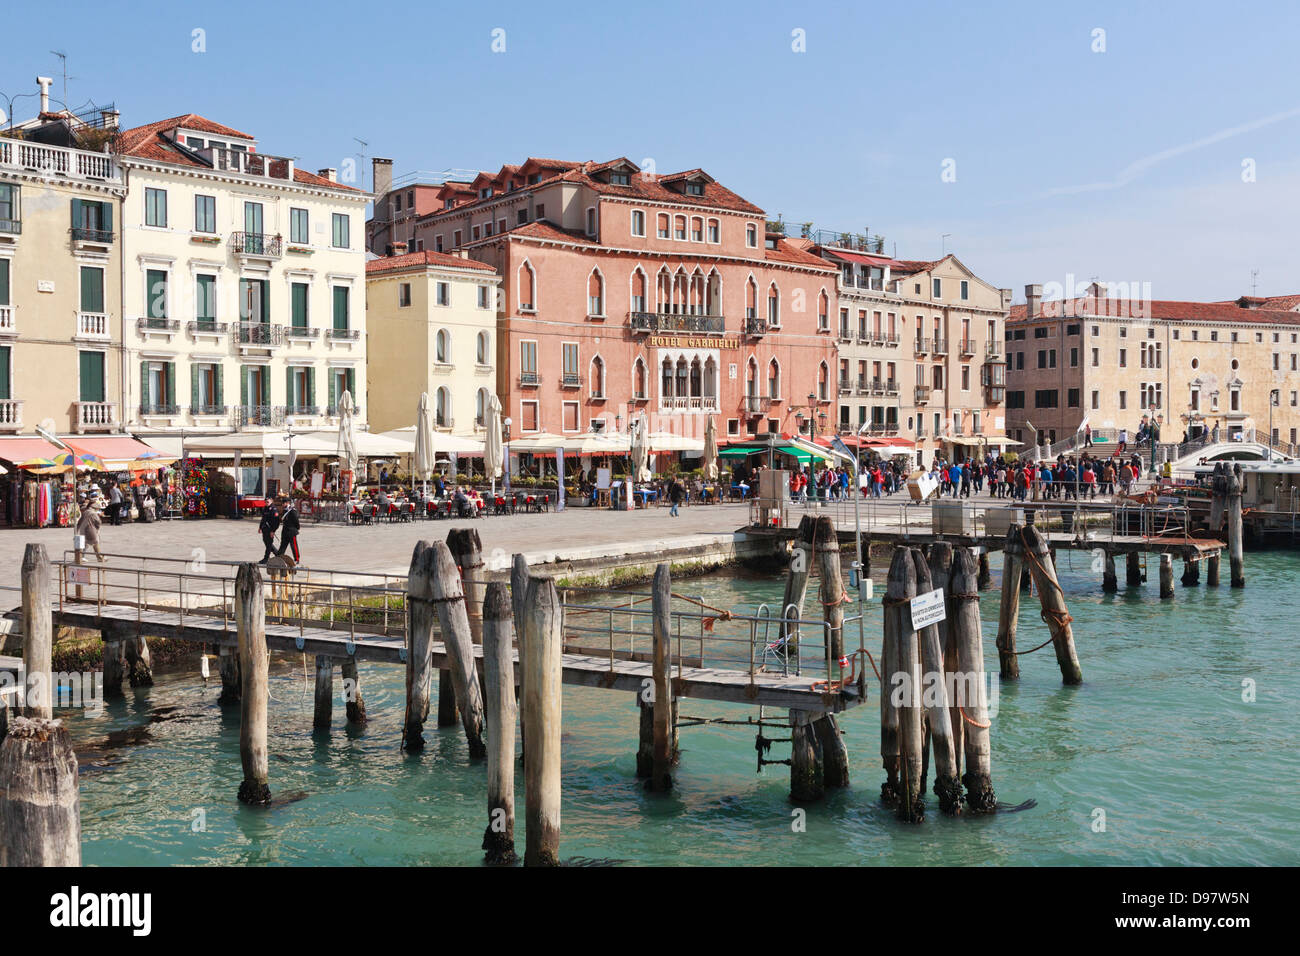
(434, 416), (455, 431)
(915, 337), (930, 354)
(0, 305), (13, 333)
(0, 399), (23, 432)
(838, 328), (853, 343)
(74, 401), (118, 434)
(327, 327), (360, 341)
(952, 423), (965, 436)
(139, 403), (180, 417)
(282, 405), (321, 419)
(985, 386), (1006, 404)
(0, 140), (119, 184)
(744, 317), (769, 337)
(77, 312), (110, 340)
(0, 218), (17, 235)
(237, 405), (283, 428)
(326, 404), (360, 419)
(628, 311), (725, 335)
(238, 322), (285, 348)
(70, 227), (114, 245)
(885, 379), (899, 395)
(870, 377), (885, 395)
(883, 332), (901, 347)
(985, 341), (1002, 359)
(560, 372), (582, 388)
(285, 326), (320, 340)
(519, 372), (541, 387)
(743, 395), (772, 414)
(137, 317), (180, 336)
(838, 379), (853, 395)
(188, 320), (228, 338)
(915, 385), (932, 404)
(661, 395), (718, 412)
(231, 232), (283, 260)
(190, 404), (228, 417)
(932, 337), (949, 355)
(856, 377), (870, 395)
(959, 338), (976, 355)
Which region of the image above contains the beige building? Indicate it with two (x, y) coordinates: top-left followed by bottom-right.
(809, 233), (1012, 464)
(365, 248), (500, 435)
(0, 116), (126, 436)
(1006, 284), (1300, 454)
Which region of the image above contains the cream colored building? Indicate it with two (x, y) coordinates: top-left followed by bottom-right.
(1006, 284), (1300, 454)
(0, 128), (125, 436)
(113, 114), (370, 449)
(365, 248), (500, 435)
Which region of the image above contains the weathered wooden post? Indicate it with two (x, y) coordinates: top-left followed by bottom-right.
(1020, 526), (1083, 685)
(447, 527), (485, 643)
(21, 544), (52, 719)
(912, 549), (960, 815)
(1159, 554), (1174, 599)
(404, 542), (436, 752)
(482, 582), (518, 865)
(892, 550), (924, 822)
(123, 628), (153, 688)
(1126, 551), (1143, 586)
(523, 574), (562, 866)
(880, 547), (913, 807)
(101, 621), (126, 699)
(1102, 550), (1118, 593)
(313, 655), (333, 729)
(235, 562), (270, 805)
(949, 548), (995, 813)
(1228, 464), (1245, 588)
(789, 710), (824, 803)
(994, 526), (1023, 680)
(646, 563), (674, 792)
(437, 672), (458, 727)
(1206, 552), (1221, 587)
(511, 552), (529, 755)
(427, 542), (487, 758)
(813, 515), (849, 788)
(0, 717), (80, 865)
(928, 541), (961, 777)
(218, 644), (240, 703)
(341, 657), (366, 724)
(1181, 557), (1199, 587)
(778, 514), (816, 656)
(977, 551), (993, 590)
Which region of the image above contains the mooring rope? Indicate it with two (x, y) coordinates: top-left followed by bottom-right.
(959, 705), (991, 729)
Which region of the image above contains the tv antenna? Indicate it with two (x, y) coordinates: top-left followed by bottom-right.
(1250, 269), (1259, 296)
(50, 50), (71, 110)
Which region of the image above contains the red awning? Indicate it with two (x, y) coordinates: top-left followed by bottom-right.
(63, 436), (167, 468)
(826, 249), (898, 268)
(0, 436), (64, 463)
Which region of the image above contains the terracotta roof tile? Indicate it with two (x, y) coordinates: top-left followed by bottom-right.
(1008, 297), (1300, 325)
(366, 249), (496, 275)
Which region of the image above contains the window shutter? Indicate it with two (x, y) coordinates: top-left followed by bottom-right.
(286, 367), (294, 407)
(327, 369), (336, 412)
(191, 364), (199, 410)
(102, 201), (113, 233)
(307, 367), (316, 408)
(347, 369), (355, 400)
(0, 347), (11, 401)
(165, 362), (175, 407)
(241, 366), (249, 407)
(140, 362), (149, 408)
(70, 198), (82, 229)
(214, 368), (223, 408)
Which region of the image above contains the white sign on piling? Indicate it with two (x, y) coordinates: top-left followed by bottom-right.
(910, 588), (946, 631)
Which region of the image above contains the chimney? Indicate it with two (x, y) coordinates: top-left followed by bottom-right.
(999, 288), (1013, 311)
(373, 157), (394, 200)
(1025, 283), (1043, 318)
(391, 240), (408, 256)
(36, 76), (53, 114)
(318, 167), (337, 183)
(1088, 280), (1106, 301)
(99, 109), (120, 131)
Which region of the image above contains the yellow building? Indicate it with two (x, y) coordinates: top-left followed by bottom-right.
(365, 249), (500, 435)
(0, 128), (125, 436)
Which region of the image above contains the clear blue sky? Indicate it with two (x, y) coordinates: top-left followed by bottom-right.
(6, 0), (1300, 301)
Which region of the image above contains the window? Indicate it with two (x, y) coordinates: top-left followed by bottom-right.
(767, 359), (780, 399)
(1034, 389), (1059, 408)
(0, 183), (19, 232)
(520, 340), (538, 381)
(959, 280), (968, 300)
(398, 282), (411, 308)
(1091, 390), (1100, 410)
(746, 224), (757, 247)
(145, 269), (168, 322)
(686, 181), (705, 196)
(331, 213), (350, 248)
(562, 401), (579, 432)
(452, 229), (462, 247)
(520, 400), (539, 432)
(585, 207), (596, 236)
(1068, 388), (1080, 407)
(435, 235), (445, 252)
(436, 282), (450, 306)
(477, 285), (490, 309)
(1119, 391), (1127, 409)
(327, 367), (356, 413)
(657, 213), (669, 239)
(630, 270), (648, 313)
(291, 282), (309, 328)
(932, 278), (941, 298)
(193, 194), (216, 234)
(290, 208), (309, 244)
(191, 362), (222, 412)
(145, 188), (167, 228)
(332, 286), (350, 331)
(707, 218), (720, 242)
(609, 170), (630, 186)
(78, 350), (106, 402)
(1034, 327), (1048, 338)
(588, 270), (604, 316)
(535, 204), (545, 220)
(476, 331), (490, 365)
(562, 343), (579, 386)
(961, 366), (970, 390)
(518, 262), (536, 311)
(472, 225), (481, 241)
(589, 355), (605, 397)
(674, 215), (686, 240)
(691, 216), (703, 242)
(476, 388), (488, 426)
(1119, 348), (1127, 367)
(71, 198), (113, 240)
(631, 210), (645, 237)
(239, 277), (268, 325)
(285, 366), (315, 411)
(435, 386), (452, 426)
(767, 284), (780, 325)
(1091, 347), (1099, 367)
(435, 329), (450, 364)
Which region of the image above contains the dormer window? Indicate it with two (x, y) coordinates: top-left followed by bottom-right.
(444, 199), (455, 210)
(686, 182), (705, 196)
(479, 187), (493, 199)
(609, 171), (630, 186)
(765, 237), (778, 250)
(528, 174), (541, 185)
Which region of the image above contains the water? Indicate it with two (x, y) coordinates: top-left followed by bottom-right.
(66, 550), (1300, 866)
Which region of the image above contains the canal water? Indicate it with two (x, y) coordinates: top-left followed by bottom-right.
(66, 549), (1300, 866)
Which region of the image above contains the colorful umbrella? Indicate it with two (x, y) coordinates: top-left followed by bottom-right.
(53, 451), (106, 471)
(17, 457), (61, 472)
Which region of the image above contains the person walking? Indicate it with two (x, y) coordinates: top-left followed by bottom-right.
(668, 478), (684, 516)
(76, 499), (106, 562)
(108, 481), (124, 527)
(1118, 427), (1128, 454)
(258, 499), (281, 564)
(276, 494), (301, 563)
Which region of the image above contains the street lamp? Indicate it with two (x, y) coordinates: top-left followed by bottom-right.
(503, 416), (512, 493)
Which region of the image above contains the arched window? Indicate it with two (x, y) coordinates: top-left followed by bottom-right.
(476, 330), (489, 365)
(435, 386), (451, 427)
(436, 328), (450, 364)
(475, 388), (488, 426)
(704, 357), (717, 405)
(673, 268), (688, 314)
(767, 283), (780, 326)
(818, 289), (829, 330)
(634, 357), (648, 399)
(689, 270), (705, 315)
(662, 358), (674, 397)
(656, 267), (672, 313)
(767, 358), (781, 399)
(706, 269), (722, 317)
(818, 361), (829, 400)
(689, 358), (702, 397)
(745, 277), (758, 319)
(518, 260), (536, 311)
(630, 268), (648, 313)
(675, 358), (688, 401)
(590, 355), (606, 398)
(588, 269), (604, 316)
(746, 357), (759, 395)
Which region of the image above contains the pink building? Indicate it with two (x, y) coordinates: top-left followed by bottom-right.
(391, 157), (839, 442)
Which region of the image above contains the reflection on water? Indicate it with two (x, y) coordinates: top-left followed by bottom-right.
(65, 552), (1300, 866)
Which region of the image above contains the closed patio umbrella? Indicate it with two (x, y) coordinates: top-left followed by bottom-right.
(484, 393), (503, 497)
(631, 416), (651, 483)
(703, 415), (719, 480)
(414, 391), (434, 497)
(337, 390), (358, 493)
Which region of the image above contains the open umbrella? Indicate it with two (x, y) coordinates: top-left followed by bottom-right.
(337, 390), (358, 491)
(414, 391), (434, 497)
(483, 393), (503, 497)
(703, 415), (719, 480)
(53, 450), (106, 472)
(17, 457), (61, 473)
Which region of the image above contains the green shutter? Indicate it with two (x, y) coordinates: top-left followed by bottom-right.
(0, 346), (10, 401)
(80, 352), (104, 402)
(333, 287), (348, 330)
(70, 198), (82, 230)
(147, 269), (167, 319)
(347, 369), (355, 400)
(140, 362), (149, 409)
(0, 259), (9, 305)
(328, 369), (336, 412)
(292, 283), (308, 328)
(262, 370), (271, 405)
(214, 367), (223, 408)
(307, 367), (316, 408)
(80, 267), (104, 313)
(286, 367), (294, 407)
(241, 366), (249, 407)
(165, 362), (175, 407)
(102, 201), (113, 234)
(191, 363), (199, 410)
(196, 275), (214, 323)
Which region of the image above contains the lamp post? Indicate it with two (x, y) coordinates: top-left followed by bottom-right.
(502, 416), (512, 493)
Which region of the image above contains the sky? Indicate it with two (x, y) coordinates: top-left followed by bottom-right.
(5, 0), (1300, 302)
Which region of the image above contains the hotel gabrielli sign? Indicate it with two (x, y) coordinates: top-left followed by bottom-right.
(649, 334), (742, 350)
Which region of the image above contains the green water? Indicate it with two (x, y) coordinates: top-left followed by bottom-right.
(67, 551), (1300, 866)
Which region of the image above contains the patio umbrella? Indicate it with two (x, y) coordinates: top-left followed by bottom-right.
(52, 450), (106, 472)
(703, 415), (719, 480)
(17, 457), (61, 473)
(484, 393), (503, 496)
(631, 417), (651, 483)
(337, 390), (358, 490)
(414, 391), (435, 497)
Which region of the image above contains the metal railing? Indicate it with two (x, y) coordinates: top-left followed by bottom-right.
(137, 317), (180, 333)
(744, 317), (769, 336)
(231, 232), (283, 257)
(915, 336), (930, 353)
(628, 311), (725, 334)
(519, 371), (541, 386)
(139, 403), (179, 416)
(237, 405), (282, 427)
(187, 320), (228, 336)
(285, 325), (319, 339)
(327, 327), (360, 340)
(238, 322), (283, 346)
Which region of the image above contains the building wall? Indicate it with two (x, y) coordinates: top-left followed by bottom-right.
(365, 261), (499, 435)
(0, 147), (125, 435)
(118, 159), (369, 438)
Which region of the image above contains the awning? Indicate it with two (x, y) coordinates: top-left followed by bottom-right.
(183, 431), (339, 458)
(980, 436), (1022, 447)
(303, 430), (417, 457)
(825, 249), (898, 268)
(377, 426), (484, 455)
(0, 436), (64, 464)
(64, 435), (169, 470)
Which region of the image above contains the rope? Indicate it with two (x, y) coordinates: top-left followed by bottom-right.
(959, 706), (991, 729)
(1010, 635), (1055, 656)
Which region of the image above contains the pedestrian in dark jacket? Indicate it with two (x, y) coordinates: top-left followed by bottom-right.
(276, 495), (300, 563)
(258, 501), (281, 564)
(668, 479), (685, 516)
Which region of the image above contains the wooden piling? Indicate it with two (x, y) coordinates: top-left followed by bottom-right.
(789, 710), (824, 803)
(1020, 526), (1083, 685)
(1207, 552), (1221, 587)
(1159, 554), (1174, 598)
(21, 544), (52, 720)
(813, 515), (849, 789)
(994, 525), (1023, 680)
(892, 549), (924, 822)
(404, 542), (436, 751)
(0, 717), (80, 865)
(778, 514), (816, 656)
(880, 548), (911, 810)
(1126, 551), (1143, 586)
(928, 542), (960, 783)
(1102, 550), (1118, 593)
(481, 582), (518, 865)
(522, 574), (562, 866)
(426, 542), (488, 759)
(218, 644), (240, 703)
(911, 549), (960, 814)
(646, 563), (674, 793)
(1228, 464), (1245, 588)
(437, 671), (458, 727)
(341, 657), (366, 723)
(101, 622), (126, 699)
(447, 527), (485, 643)
(1181, 557), (1200, 587)
(123, 629), (153, 688)
(313, 655), (333, 729)
(949, 548), (996, 813)
(235, 563), (270, 805)
(1209, 462), (1227, 530)
(977, 551), (993, 590)
(511, 553), (529, 754)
